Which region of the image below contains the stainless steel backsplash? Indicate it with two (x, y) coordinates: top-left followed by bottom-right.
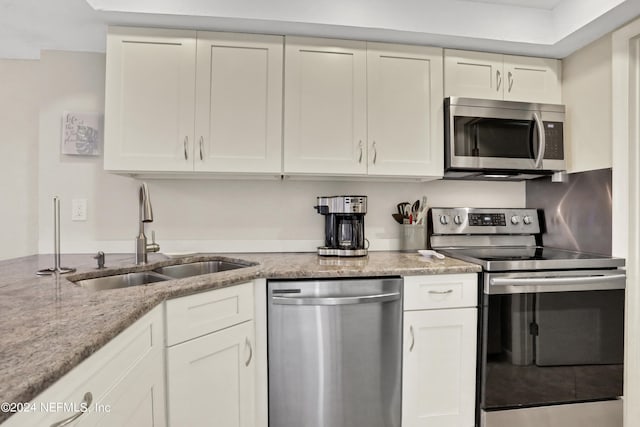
(526, 168), (612, 255)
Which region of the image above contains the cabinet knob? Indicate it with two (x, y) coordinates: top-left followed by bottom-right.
(183, 136), (189, 160)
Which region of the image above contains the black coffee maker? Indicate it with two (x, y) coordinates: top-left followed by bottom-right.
(314, 196), (368, 257)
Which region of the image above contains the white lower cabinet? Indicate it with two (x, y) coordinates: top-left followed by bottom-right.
(402, 274), (478, 427)
(166, 321), (255, 427)
(165, 281), (257, 427)
(2, 306), (166, 427)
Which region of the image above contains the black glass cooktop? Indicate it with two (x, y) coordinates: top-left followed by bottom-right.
(440, 246), (625, 271)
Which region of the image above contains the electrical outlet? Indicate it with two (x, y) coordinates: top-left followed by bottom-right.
(71, 199), (88, 221)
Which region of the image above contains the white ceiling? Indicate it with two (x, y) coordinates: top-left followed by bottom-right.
(464, 0), (563, 10)
(1, 0), (639, 60)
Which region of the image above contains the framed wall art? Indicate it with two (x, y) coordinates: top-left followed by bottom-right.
(61, 111), (102, 156)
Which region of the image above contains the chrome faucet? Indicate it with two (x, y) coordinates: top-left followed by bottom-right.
(135, 182), (160, 264)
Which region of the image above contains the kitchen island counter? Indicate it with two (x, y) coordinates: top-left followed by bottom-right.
(0, 251), (480, 422)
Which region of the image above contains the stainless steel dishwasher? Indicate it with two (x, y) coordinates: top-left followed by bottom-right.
(267, 277), (402, 427)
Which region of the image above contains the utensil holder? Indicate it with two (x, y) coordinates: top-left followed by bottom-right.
(399, 224), (427, 252)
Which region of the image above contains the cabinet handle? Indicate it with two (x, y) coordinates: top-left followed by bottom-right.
(508, 71), (514, 92)
(199, 136), (204, 161)
(183, 136), (189, 160)
(428, 289), (454, 295)
(409, 326), (415, 352)
(245, 337), (253, 367)
(50, 392), (93, 427)
(496, 70), (502, 92)
(372, 141), (377, 165)
(358, 140), (363, 164)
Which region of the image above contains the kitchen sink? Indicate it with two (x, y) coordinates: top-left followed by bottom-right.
(152, 260), (251, 279)
(74, 272), (169, 291)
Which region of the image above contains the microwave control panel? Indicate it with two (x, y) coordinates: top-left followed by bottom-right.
(543, 121), (564, 160)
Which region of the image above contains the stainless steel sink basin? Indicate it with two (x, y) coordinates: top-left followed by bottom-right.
(75, 272), (169, 291)
(153, 260), (250, 279)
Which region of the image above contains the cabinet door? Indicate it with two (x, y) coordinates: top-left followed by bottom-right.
(444, 49), (504, 100)
(367, 43), (444, 177)
(195, 32), (283, 174)
(167, 321), (255, 427)
(283, 37), (367, 175)
(104, 27), (196, 172)
(402, 308), (477, 427)
(503, 55), (561, 104)
(81, 350), (165, 427)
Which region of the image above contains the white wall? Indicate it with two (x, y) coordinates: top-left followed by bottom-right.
(0, 59), (39, 260)
(612, 16), (640, 426)
(562, 33), (613, 173)
(34, 50), (525, 255)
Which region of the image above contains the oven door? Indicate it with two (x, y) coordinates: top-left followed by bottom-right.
(480, 269), (625, 411)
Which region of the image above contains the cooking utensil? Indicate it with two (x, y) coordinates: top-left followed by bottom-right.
(411, 200), (420, 216)
(392, 213), (404, 224)
(397, 202), (410, 218)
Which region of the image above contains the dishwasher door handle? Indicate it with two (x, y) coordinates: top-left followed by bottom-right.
(272, 292), (401, 306)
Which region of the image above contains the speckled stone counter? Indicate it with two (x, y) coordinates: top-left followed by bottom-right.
(0, 251), (480, 422)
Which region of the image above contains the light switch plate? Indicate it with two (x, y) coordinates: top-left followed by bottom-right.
(71, 199), (88, 221)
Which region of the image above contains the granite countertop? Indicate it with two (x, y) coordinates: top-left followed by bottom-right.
(0, 251), (480, 422)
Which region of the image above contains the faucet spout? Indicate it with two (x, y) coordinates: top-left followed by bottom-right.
(136, 182), (160, 264)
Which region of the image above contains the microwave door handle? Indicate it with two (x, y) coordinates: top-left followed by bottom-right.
(533, 112), (546, 169)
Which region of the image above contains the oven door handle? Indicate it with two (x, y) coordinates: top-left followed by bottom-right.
(489, 273), (626, 294)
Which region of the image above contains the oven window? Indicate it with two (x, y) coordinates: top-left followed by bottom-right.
(481, 289), (624, 410)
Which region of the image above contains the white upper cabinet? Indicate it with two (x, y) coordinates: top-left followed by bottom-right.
(195, 32), (283, 174)
(104, 28), (284, 174)
(503, 55), (561, 103)
(444, 50), (503, 101)
(445, 49), (561, 104)
(367, 43), (443, 177)
(284, 37), (444, 179)
(283, 37), (368, 175)
(104, 27), (196, 172)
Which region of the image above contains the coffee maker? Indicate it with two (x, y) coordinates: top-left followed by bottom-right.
(314, 195), (368, 257)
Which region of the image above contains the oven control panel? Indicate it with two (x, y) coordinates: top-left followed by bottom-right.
(430, 208), (540, 235)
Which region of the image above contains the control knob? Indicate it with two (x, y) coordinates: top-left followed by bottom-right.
(439, 215), (449, 225)
(511, 215), (521, 225)
(454, 215), (462, 225)
(523, 215), (533, 225)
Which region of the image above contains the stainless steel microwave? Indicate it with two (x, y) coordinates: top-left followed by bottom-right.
(444, 97), (566, 180)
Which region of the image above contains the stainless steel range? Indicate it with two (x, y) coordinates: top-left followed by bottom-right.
(428, 207), (626, 427)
